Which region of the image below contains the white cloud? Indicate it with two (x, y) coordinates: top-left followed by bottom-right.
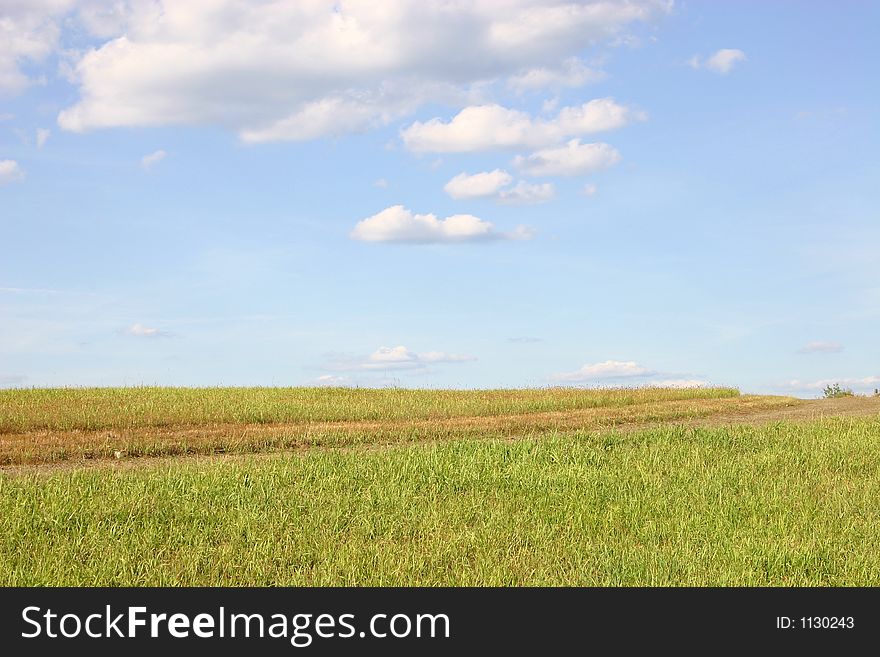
(120, 323), (170, 338)
(417, 351), (478, 364)
(782, 376), (880, 393)
(551, 360), (654, 382)
(141, 149), (167, 170)
(323, 345), (477, 374)
(541, 98), (559, 114)
(647, 378), (708, 388)
(374, 178), (389, 188)
(582, 183), (598, 196)
(238, 95), (420, 143)
(402, 98), (644, 152)
(444, 170), (554, 205)
(0, 0), (75, 97)
(350, 204), (531, 244)
(36, 128), (51, 148)
(690, 49), (746, 74)
(514, 139), (621, 176)
(797, 341), (844, 354)
(550, 360), (711, 387)
(55, 1), (670, 140)
(0, 159), (25, 185)
(498, 181), (555, 205)
(508, 57), (605, 92)
(444, 169), (513, 199)
(312, 374), (353, 386)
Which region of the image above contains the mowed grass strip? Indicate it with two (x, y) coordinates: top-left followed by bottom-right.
(0, 386), (741, 433)
(0, 391), (798, 466)
(2, 417), (878, 586)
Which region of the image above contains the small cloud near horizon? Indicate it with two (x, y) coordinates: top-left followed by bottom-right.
(780, 375), (880, 394)
(550, 359), (708, 388)
(119, 323), (172, 338)
(321, 345), (476, 374)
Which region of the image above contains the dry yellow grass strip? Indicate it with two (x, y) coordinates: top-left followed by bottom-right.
(0, 394), (799, 467)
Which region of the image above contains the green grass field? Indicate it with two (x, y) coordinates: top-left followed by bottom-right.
(2, 387), (879, 586)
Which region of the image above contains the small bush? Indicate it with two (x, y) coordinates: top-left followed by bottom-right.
(823, 383), (854, 399)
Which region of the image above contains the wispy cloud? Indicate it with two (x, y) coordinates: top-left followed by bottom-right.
(797, 341), (844, 354)
(141, 149), (167, 170)
(322, 345), (476, 374)
(689, 49), (747, 74)
(648, 378), (709, 388)
(0, 159), (25, 185)
(508, 57), (606, 92)
(0, 373), (27, 387)
(550, 359), (709, 388)
(36, 128), (50, 148)
(119, 323), (172, 338)
(0, 286), (63, 294)
(514, 140), (621, 177)
(311, 374), (353, 386)
(780, 376), (880, 393)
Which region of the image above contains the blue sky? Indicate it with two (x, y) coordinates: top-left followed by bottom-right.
(1, 1), (878, 396)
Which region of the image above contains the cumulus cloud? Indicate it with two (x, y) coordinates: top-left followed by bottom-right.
(514, 139), (621, 176)
(323, 345), (477, 374)
(0, 159), (25, 185)
(119, 323), (170, 338)
(350, 205), (532, 244)
(582, 183), (598, 196)
(508, 57), (605, 92)
(689, 49), (747, 74)
(402, 98), (644, 152)
(551, 359), (654, 382)
(53, 1), (670, 140)
(444, 170), (513, 199)
(797, 341), (844, 354)
(444, 170), (553, 205)
(141, 149), (167, 170)
(374, 178), (389, 188)
(0, 0), (74, 97)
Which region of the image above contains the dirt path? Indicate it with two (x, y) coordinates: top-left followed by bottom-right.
(2, 396), (878, 476)
(690, 395), (880, 426)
